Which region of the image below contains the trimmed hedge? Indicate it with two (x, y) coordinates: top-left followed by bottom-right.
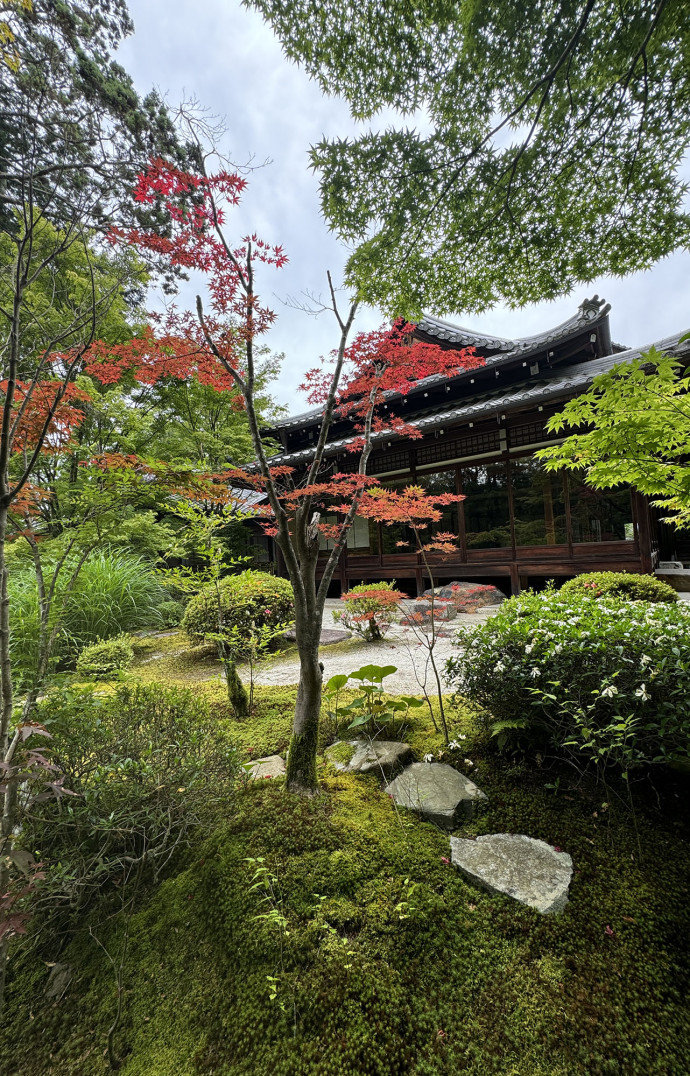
(76, 635), (134, 678)
(561, 570), (677, 603)
(181, 570), (294, 649)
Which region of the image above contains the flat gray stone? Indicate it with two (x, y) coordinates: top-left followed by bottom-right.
(247, 754), (286, 779)
(45, 962), (72, 1000)
(450, 833), (573, 914)
(384, 762), (487, 829)
(325, 739), (413, 777)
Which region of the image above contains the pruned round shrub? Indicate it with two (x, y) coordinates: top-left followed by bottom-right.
(181, 570), (294, 649)
(333, 582), (405, 641)
(445, 590), (690, 774)
(75, 635), (133, 678)
(560, 571), (677, 603)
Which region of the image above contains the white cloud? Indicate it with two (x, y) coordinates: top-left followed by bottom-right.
(118, 0), (690, 411)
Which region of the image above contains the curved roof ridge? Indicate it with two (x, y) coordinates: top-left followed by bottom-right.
(418, 295), (611, 354)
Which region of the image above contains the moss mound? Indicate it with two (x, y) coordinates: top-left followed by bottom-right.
(3, 687), (690, 1076)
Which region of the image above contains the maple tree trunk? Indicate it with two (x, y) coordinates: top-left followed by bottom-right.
(287, 618), (323, 794)
(284, 539), (324, 794)
(0, 498), (14, 1014)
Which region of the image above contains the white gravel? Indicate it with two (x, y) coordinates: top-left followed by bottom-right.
(246, 598), (500, 694)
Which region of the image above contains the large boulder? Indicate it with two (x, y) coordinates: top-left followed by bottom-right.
(450, 833), (573, 914)
(384, 762), (487, 829)
(325, 739), (413, 777)
(422, 581), (506, 612)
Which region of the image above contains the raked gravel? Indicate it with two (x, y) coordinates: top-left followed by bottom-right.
(243, 598), (501, 694)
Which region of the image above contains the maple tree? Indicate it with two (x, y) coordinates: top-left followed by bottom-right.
(110, 153), (483, 793)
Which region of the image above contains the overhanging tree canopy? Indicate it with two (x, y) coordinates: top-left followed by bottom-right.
(246, 0), (690, 315)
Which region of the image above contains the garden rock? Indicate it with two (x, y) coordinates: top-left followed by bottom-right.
(449, 833), (573, 914)
(45, 963), (72, 1000)
(422, 581), (506, 612)
(247, 754), (286, 779)
(325, 738), (413, 777)
(384, 762), (487, 828)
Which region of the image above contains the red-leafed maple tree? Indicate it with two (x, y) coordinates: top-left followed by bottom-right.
(110, 154), (483, 793)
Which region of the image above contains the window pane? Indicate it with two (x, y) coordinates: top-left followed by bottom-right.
(568, 477), (634, 543)
(417, 469), (459, 538)
(380, 477), (414, 554)
(462, 463), (511, 548)
(346, 513), (379, 556)
(511, 458), (567, 546)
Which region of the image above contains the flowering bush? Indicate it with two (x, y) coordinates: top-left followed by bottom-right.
(181, 570), (294, 650)
(560, 571), (677, 604)
(333, 582), (405, 641)
(445, 590), (690, 774)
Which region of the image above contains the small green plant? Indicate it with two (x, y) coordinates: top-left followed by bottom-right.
(333, 582), (405, 641)
(561, 571), (677, 603)
(323, 664), (424, 739)
(75, 635), (134, 678)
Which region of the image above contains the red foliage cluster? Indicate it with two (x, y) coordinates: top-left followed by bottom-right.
(301, 319), (483, 449)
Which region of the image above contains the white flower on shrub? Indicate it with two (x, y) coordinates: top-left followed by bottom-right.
(634, 684), (651, 701)
(448, 738), (467, 749)
(464, 758), (474, 767)
(601, 684), (619, 697)
(529, 667), (541, 678)
(525, 643), (534, 654)
(640, 654), (652, 665)
(423, 753), (435, 763)
(494, 661), (506, 673)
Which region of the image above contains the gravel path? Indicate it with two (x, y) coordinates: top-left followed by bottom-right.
(246, 598), (500, 694)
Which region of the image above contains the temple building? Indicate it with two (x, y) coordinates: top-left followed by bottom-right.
(260, 297), (690, 596)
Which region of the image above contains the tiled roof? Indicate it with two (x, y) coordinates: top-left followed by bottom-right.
(252, 330), (690, 472)
(267, 296), (611, 433)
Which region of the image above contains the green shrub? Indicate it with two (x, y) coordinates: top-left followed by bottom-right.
(333, 581), (405, 641)
(446, 589), (690, 774)
(75, 635), (134, 678)
(561, 570), (678, 603)
(8, 550), (165, 686)
(158, 599), (185, 627)
(26, 682), (239, 916)
(181, 570), (294, 650)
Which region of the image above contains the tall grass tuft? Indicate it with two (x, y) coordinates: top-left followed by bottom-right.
(8, 550), (166, 685)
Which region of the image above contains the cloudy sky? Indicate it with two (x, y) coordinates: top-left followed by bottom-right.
(118, 0), (690, 413)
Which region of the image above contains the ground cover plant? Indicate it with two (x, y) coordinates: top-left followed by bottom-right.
(446, 589), (690, 776)
(1, 662), (689, 1075)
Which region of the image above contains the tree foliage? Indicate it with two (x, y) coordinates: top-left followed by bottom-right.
(538, 343), (690, 527)
(112, 149), (482, 791)
(247, 0), (690, 315)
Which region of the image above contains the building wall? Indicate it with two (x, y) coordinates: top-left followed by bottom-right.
(315, 404), (655, 595)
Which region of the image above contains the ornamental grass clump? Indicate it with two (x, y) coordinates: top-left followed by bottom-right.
(445, 589), (690, 775)
(333, 582), (405, 641)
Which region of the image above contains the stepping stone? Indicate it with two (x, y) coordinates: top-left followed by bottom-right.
(325, 739), (414, 777)
(247, 754), (286, 779)
(384, 763), (487, 829)
(450, 833), (573, 915)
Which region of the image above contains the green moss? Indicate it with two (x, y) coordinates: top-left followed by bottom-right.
(4, 694), (690, 1075)
(326, 741), (357, 766)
